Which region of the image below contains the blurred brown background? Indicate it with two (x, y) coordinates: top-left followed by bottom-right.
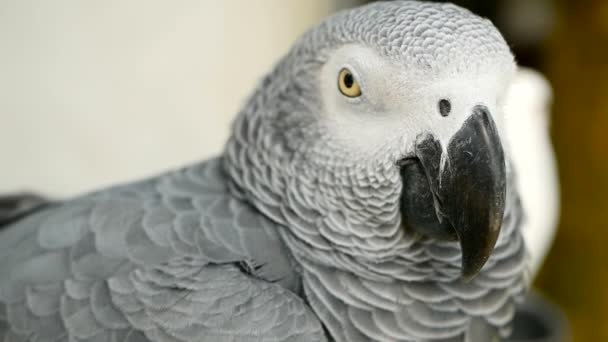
(538, 1), (608, 341)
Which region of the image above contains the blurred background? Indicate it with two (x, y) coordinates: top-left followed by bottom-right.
(0, 0), (606, 341)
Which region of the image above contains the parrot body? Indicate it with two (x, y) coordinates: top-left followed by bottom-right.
(1, 2), (529, 341)
(0, 159), (326, 341)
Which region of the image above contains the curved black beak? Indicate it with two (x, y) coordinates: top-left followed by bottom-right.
(400, 106), (506, 280)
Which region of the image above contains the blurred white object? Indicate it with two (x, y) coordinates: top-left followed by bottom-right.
(0, 1), (341, 196)
(504, 68), (560, 278)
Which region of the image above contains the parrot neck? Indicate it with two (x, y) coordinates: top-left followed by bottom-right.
(280, 193), (530, 342)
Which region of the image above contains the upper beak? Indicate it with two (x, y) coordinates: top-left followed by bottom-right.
(400, 106), (506, 280)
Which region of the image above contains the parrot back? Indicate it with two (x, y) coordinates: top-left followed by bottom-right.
(0, 157), (324, 341)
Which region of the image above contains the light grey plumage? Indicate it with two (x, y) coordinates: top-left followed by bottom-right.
(1, 160), (325, 341)
(0, 1), (528, 342)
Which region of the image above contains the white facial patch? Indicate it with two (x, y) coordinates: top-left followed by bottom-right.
(318, 44), (514, 163)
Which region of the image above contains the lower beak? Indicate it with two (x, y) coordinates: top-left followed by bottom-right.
(400, 106), (506, 280)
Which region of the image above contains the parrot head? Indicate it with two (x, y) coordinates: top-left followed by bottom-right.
(225, 1), (516, 280)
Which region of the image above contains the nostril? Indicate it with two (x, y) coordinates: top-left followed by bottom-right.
(439, 99), (451, 117)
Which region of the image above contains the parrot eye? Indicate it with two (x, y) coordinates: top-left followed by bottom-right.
(338, 68), (361, 98)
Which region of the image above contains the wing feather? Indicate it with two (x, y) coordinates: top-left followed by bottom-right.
(0, 158), (322, 341)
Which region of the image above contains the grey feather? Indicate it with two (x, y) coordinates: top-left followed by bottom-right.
(0, 159), (325, 341)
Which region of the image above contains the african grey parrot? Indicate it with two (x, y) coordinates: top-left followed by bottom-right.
(0, 1), (529, 341)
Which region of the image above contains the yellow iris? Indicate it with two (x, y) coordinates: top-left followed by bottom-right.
(338, 68), (361, 97)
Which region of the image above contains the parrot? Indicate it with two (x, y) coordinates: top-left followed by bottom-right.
(0, 1), (530, 341)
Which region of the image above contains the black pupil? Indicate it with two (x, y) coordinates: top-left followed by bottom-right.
(439, 99), (451, 117)
(343, 72), (354, 88)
